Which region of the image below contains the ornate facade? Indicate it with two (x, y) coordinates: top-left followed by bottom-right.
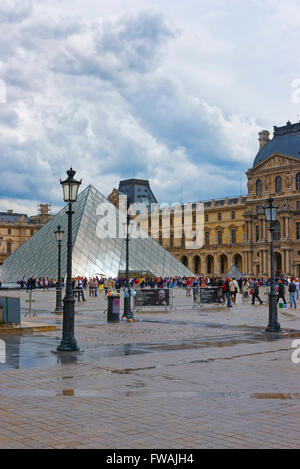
(109, 121), (300, 277)
(0, 204), (52, 265)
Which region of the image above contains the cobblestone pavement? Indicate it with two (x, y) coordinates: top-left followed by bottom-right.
(0, 288), (300, 448)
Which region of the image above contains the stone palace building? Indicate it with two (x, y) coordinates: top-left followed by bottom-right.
(109, 121), (300, 278)
(0, 204), (52, 265)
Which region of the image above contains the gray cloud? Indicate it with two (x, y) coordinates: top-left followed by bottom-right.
(0, 1), (266, 214)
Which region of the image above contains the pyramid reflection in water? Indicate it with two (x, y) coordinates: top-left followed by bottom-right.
(0, 185), (194, 282)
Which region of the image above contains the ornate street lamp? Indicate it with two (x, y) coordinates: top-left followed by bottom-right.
(264, 196), (281, 332)
(57, 168), (82, 351)
(53, 225), (64, 315)
(123, 199), (134, 322)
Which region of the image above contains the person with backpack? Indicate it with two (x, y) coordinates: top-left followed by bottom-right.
(289, 279), (297, 309)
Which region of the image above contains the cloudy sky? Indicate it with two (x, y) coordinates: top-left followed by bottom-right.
(0, 0), (300, 214)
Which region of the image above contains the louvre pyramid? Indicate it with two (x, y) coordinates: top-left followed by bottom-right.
(225, 265), (244, 279)
(0, 185), (194, 282)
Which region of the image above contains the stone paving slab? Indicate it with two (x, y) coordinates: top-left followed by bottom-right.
(0, 288), (299, 449)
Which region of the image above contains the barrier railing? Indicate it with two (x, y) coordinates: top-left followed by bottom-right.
(192, 287), (226, 310)
(133, 288), (176, 313)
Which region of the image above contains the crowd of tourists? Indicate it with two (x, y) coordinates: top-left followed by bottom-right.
(16, 274), (299, 309)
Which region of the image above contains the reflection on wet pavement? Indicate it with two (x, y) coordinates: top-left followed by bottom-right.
(1, 327), (300, 371)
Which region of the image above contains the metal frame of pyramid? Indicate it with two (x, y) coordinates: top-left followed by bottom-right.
(0, 185), (194, 282)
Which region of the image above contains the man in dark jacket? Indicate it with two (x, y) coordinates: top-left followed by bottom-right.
(252, 281), (263, 305)
(277, 280), (287, 305)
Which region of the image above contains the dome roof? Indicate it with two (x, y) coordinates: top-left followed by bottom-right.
(253, 121), (300, 167)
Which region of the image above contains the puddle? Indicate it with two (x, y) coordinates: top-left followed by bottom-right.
(1, 325), (300, 371)
(251, 393), (300, 400)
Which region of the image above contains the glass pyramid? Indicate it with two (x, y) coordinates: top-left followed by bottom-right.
(0, 185), (194, 282)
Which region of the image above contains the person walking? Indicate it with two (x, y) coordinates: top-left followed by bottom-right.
(186, 278), (191, 297)
(77, 278), (86, 302)
(277, 280), (287, 305)
(192, 278), (199, 302)
(224, 278), (232, 308)
(88, 278), (94, 297)
(289, 279), (297, 309)
(252, 281), (263, 305)
(230, 277), (239, 304)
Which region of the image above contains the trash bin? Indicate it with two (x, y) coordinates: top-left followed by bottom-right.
(107, 295), (120, 323)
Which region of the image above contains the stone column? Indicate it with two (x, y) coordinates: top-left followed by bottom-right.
(286, 250), (290, 275)
(248, 250), (253, 275)
(282, 250), (286, 275)
(214, 254), (219, 275)
(262, 219), (266, 241)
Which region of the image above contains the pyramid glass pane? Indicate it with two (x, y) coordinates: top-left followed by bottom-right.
(0, 185), (194, 282)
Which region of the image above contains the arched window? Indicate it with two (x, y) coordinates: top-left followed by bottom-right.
(207, 256), (214, 274)
(296, 173), (300, 191)
(194, 256), (200, 274)
(256, 179), (262, 196)
(273, 221), (281, 241)
(275, 176), (282, 194)
(182, 256), (188, 267)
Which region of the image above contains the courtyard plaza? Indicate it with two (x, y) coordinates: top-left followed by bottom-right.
(0, 287), (300, 448)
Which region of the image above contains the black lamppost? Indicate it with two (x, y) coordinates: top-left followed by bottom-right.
(57, 168), (82, 351)
(53, 225), (64, 315)
(123, 200), (134, 321)
(264, 196), (281, 332)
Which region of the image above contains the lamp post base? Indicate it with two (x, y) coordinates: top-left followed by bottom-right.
(266, 291), (281, 333)
(57, 339), (80, 352)
(57, 296), (79, 351)
(52, 288), (63, 314)
(123, 294), (134, 321)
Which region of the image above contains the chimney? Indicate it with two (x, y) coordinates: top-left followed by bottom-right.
(258, 130), (270, 151)
(7, 210), (13, 214)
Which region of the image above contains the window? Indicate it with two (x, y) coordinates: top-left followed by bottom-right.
(30, 229), (34, 235)
(296, 173), (300, 191)
(205, 214), (209, 222)
(297, 223), (300, 240)
(217, 231), (222, 245)
(181, 234), (185, 248)
(231, 211), (236, 220)
(170, 233), (174, 248)
(275, 176), (282, 194)
(273, 221), (281, 241)
(7, 242), (12, 254)
(256, 179), (262, 196)
(231, 230), (236, 245)
(205, 232), (209, 245)
(159, 234), (162, 245)
(218, 213), (222, 221)
(193, 215), (196, 223)
(297, 201), (300, 211)
(256, 225), (260, 242)
(8, 228), (11, 235)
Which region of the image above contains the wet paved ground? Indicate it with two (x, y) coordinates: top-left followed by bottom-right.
(0, 289), (300, 448)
